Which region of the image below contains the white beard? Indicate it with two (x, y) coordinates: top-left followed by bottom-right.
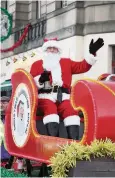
(42, 52), (63, 86)
(43, 52), (60, 70)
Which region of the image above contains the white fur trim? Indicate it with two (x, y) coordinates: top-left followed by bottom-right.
(43, 114), (59, 125)
(64, 115), (80, 126)
(38, 93), (70, 102)
(39, 93), (57, 102)
(34, 75), (44, 89)
(51, 64), (63, 86)
(42, 40), (62, 53)
(63, 93), (70, 100)
(85, 54), (98, 65)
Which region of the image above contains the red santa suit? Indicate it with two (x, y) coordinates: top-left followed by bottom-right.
(30, 39), (97, 128)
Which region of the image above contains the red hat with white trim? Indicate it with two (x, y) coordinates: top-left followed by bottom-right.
(42, 38), (62, 53)
(97, 73), (110, 81)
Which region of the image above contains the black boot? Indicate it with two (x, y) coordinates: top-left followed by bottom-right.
(66, 125), (79, 140)
(46, 122), (59, 137)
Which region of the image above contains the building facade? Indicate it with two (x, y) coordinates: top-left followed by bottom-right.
(1, 0), (115, 88)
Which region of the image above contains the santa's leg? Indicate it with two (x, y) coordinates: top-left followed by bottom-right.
(58, 100), (80, 140)
(64, 117), (80, 140)
(66, 126), (79, 140)
(38, 99), (59, 136)
(43, 114), (59, 137)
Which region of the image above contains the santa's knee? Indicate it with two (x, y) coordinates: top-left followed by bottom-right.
(63, 115), (80, 140)
(43, 114), (59, 137)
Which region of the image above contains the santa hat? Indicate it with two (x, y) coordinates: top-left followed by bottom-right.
(98, 73), (110, 81)
(42, 38), (62, 53)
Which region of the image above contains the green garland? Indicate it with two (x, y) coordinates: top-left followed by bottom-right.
(50, 139), (115, 177)
(1, 167), (27, 177)
(0, 8), (12, 42)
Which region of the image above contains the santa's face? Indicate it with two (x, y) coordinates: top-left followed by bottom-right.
(46, 47), (59, 53)
(43, 47), (61, 71)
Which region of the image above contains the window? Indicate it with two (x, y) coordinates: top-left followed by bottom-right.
(36, 1), (38, 19)
(36, 1), (41, 19)
(55, 1), (69, 10)
(62, 1), (68, 8)
(31, 1), (41, 20)
(1, 0), (8, 9)
(112, 46), (115, 74)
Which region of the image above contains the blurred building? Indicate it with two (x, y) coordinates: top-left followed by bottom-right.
(1, 1), (115, 95)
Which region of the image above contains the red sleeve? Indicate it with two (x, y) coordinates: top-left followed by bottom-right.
(71, 59), (92, 74)
(30, 60), (44, 77)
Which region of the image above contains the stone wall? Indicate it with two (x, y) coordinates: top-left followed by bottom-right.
(1, 1), (115, 59)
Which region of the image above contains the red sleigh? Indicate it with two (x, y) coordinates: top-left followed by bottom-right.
(5, 69), (115, 164)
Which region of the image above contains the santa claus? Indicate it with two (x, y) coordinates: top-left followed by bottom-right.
(30, 37), (104, 140)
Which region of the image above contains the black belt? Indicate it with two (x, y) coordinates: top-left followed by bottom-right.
(38, 86), (70, 103)
(38, 86), (70, 94)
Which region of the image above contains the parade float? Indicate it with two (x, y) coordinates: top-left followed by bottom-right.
(1, 7), (115, 177)
(3, 69), (115, 177)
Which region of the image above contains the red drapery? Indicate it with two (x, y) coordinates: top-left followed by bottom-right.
(1, 24), (31, 53)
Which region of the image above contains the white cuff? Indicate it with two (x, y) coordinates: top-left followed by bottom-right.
(85, 54), (98, 65)
(34, 75), (44, 89)
(64, 115), (80, 126)
(43, 114), (59, 125)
